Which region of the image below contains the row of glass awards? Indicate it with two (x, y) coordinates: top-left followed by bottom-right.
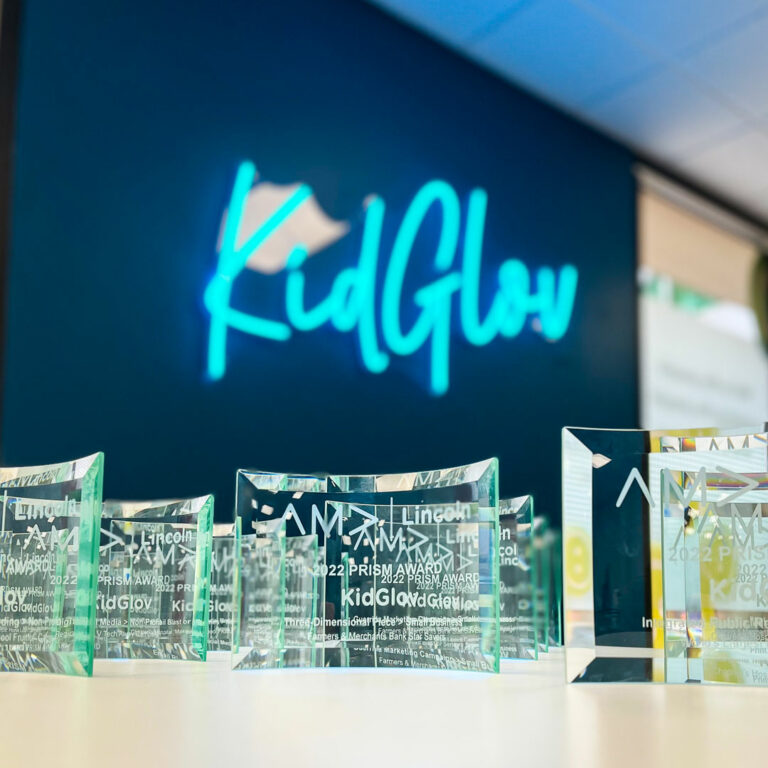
(9, 422), (764, 685)
(0, 454), (561, 676)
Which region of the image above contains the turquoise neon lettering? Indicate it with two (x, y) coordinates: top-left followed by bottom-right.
(204, 161), (578, 394)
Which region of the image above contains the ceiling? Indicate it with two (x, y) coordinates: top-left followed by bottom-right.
(367, 0), (768, 225)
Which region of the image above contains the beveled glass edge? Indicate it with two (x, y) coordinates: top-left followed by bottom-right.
(236, 459), (499, 513)
(237, 469), (328, 494)
(564, 425), (768, 457)
(192, 496), (214, 660)
(0, 451), (104, 490)
(499, 495), (533, 518)
(102, 494), (213, 520)
(562, 427), (596, 682)
(328, 457), (498, 495)
(214, 521), (237, 537)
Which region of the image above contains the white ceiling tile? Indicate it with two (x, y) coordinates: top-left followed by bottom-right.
(366, 0), (524, 46)
(467, 0), (656, 107)
(680, 13), (768, 117)
(586, 68), (742, 159)
(674, 128), (768, 203)
(368, 0), (768, 223)
(584, 0), (768, 54)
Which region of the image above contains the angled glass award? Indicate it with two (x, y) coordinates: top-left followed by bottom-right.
(662, 469), (768, 685)
(0, 453), (104, 676)
(96, 495), (214, 661)
(499, 496), (537, 660)
(563, 425), (768, 683)
(232, 519), (285, 670)
(209, 519), (240, 652)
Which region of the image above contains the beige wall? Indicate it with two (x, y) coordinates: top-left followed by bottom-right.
(638, 190), (758, 305)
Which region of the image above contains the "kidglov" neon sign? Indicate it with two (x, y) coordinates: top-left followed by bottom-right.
(204, 161), (578, 395)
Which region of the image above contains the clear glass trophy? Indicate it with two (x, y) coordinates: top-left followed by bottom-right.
(209, 519), (240, 652)
(563, 425), (768, 683)
(96, 495), (214, 660)
(0, 453), (104, 676)
(327, 500), (500, 672)
(662, 469), (768, 685)
(234, 459), (499, 670)
(499, 496), (537, 660)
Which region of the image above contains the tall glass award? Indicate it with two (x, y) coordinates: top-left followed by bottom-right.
(0, 453), (104, 676)
(209, 519), (240, 652)
(662, 469), (768, 685)
(96, 495), (214, 660)
(563, 425), (768, 683)
(499, 496), (537, 660)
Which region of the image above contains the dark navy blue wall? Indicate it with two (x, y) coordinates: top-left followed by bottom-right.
(3, 0), (637, 520)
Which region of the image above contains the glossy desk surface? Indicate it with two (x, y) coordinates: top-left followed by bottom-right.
(0, 651), (765, 767)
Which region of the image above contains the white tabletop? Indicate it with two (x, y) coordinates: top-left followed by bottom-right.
(0, 650), (765, 768)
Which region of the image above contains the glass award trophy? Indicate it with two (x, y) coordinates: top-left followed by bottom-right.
(232, 519), (285, 670)
(326, 500), (500, 672)
(209, 519), (240, 652)
(563, 425), (768, 683)
(234, 459), (499, 670)
(499, 496), (537, 660)
(662, 470), (768, 685)
(0, 453), (104, 676)
(96, 495), (214, 660)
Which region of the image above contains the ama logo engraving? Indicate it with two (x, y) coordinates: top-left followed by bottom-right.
(204, 161), (578, 395)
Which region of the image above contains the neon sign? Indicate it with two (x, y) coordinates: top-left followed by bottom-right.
(204, 161), (578, 395)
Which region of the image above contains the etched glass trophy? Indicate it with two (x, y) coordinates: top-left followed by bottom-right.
(0, 453), (104, 676)
(327, 500), (500, 671)
(96, 495), (214, 660)
(662, 469), (768, 685)
(563, 425), (768, 683)
(234, 459), (499, 670)
(209, 519), (240, 652)
(232, 519), (285, 670)
(499, 496), (537, 660)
